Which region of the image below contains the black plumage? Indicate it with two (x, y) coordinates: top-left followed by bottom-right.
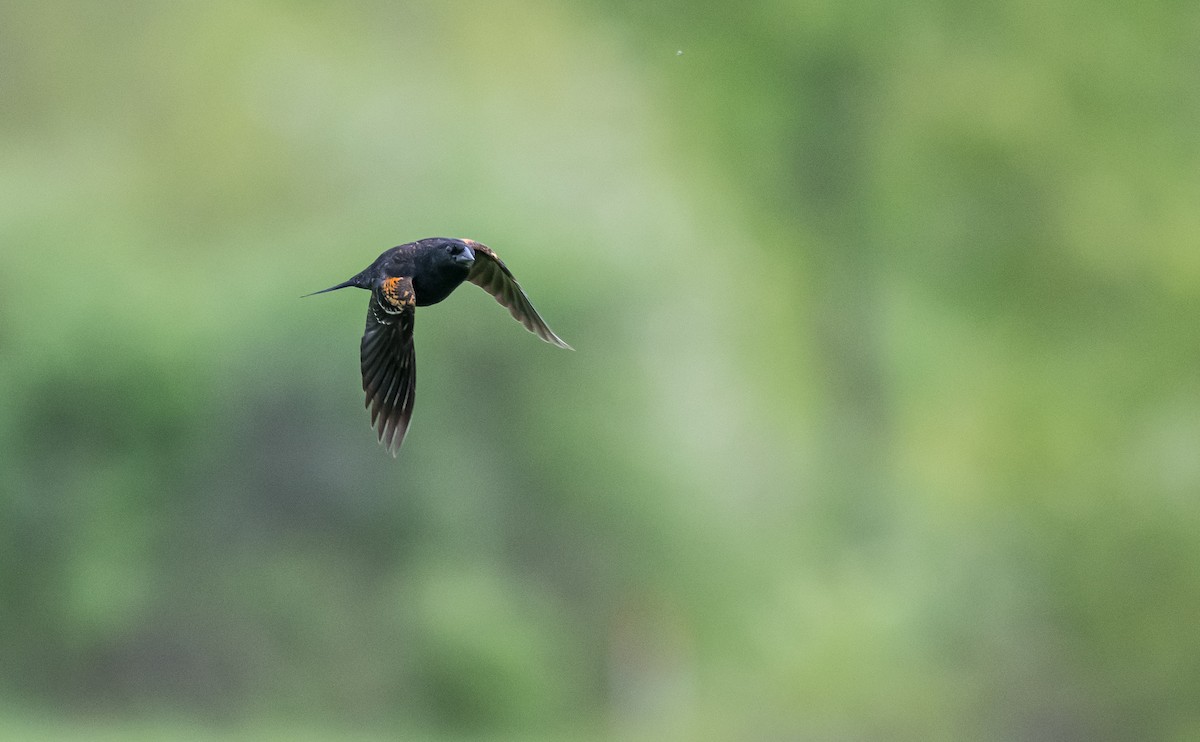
(307, 237), (571, 454)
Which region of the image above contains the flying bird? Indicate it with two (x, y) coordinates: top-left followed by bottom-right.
(306, 238), (571, 455)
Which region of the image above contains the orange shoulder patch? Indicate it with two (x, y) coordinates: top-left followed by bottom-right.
(381, 276), (415, 308)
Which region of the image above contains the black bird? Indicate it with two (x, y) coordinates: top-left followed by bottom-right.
(307, 237), (571, 454)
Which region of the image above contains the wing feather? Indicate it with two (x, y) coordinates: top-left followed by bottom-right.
(465, 243), (572, 350)
(360, 277), (417, 455)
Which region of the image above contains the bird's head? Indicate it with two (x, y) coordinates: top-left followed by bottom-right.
(422, 237), (476, 274)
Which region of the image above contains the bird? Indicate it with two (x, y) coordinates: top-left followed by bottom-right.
(306, 237), (571, 455)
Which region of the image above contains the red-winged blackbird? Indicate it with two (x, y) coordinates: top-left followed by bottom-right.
(307, 237), (571, 455)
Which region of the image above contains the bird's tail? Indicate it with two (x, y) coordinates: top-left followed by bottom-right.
(301, 276), (364, 298)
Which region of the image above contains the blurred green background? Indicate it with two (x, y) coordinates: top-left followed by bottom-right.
(2, 1), (1198, 740)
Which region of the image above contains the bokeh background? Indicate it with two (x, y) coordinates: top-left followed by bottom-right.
(2, 1), (1198, 740)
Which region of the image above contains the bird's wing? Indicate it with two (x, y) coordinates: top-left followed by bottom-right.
(361, 276), (417, 455)
(465, 243), (573, 349)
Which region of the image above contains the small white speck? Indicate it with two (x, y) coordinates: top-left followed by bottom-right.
(676, 49), (683, 56)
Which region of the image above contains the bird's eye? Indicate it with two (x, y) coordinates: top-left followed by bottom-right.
(447, 244), (462, 255)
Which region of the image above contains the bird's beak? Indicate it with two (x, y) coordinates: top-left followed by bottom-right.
(455, 244), (476, 267)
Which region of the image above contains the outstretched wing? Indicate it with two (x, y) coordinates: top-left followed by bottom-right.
(465, 242), (573, 350)
(360, 276), (417, 455)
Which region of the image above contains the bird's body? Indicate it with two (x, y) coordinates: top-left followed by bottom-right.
(308, 237), (571, 454)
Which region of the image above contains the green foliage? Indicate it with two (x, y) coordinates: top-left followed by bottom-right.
(1, 1), (1198, 739)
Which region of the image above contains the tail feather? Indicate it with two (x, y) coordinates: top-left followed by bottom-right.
(301, 277), (361, 298)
